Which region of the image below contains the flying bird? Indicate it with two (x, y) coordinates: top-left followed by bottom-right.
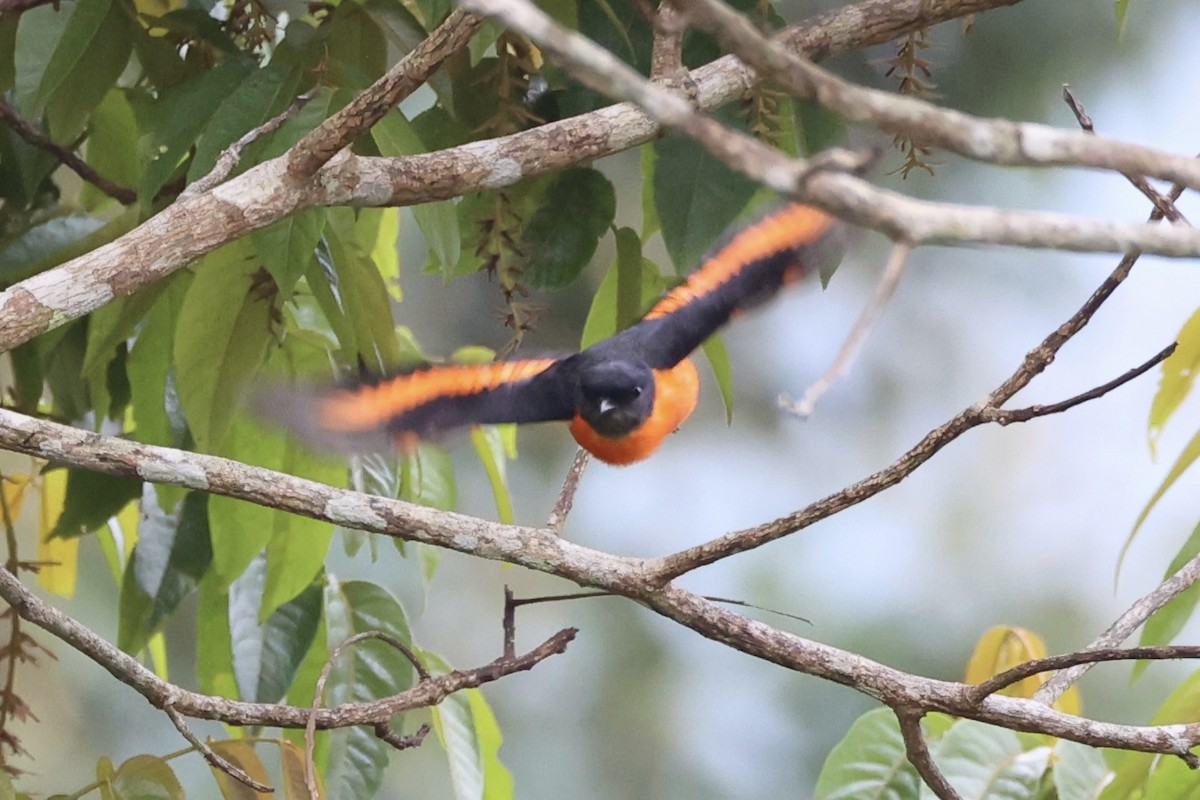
(263, 203), (845, 465)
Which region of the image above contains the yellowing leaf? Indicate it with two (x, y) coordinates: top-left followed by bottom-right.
(2, 473), (30, 520)
(279, 739), (325, 800)
(964, 625), (1080, 715)
(1149, 307), (1200, 457)
(209, 740), (271, 799)
(38, 469), (78, 598)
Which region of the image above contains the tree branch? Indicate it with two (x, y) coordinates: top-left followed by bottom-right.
(896, 709), (961, 800)
(0, 99), (137, 205)
(9, 0), (1200, 360)
(1035, 549), (1200, 705)
(0, 562), (575, 729)
(285, 8), (483, 179)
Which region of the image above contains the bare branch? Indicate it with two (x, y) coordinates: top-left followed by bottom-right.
(971, 645), (1200, 708)
(286, 8), (483, 178)
(546, 449), (591, 533)
(181, 90), (318, 199)
(0, 562), (575, 729)
(780, 241), (911, 418)
(896, 709), (962, 800)
(1035, 550), (1200, 705)
(164, 705), (272, 794)
(981, 343), (1177, 425)
(669, 0), (1200, 188)
(3, 0), (1200, 360)
(1062, 85), (1186, 223)
(0, 99), (136, 205)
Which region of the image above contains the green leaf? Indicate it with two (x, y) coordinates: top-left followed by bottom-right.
(400, 444), (457, 512)
(322, 208), (404, 371)
(1115, 0), (1130, 38)
(653, 106), (759, 272)
(814, 708), (953, 800)
(471, 427), (514, 524)
(103, 755), (184, 800)
(324, 579), (415, 799)
(794, 98), (849, 157)
(1134, 521), (1200, 679)
(173, 239), (277, 453)
(118, 490), (211, 655)
(1053, 740), (1111, 800)
(251, 209), (328, 298)
(47, 467), (142, 540)
(82, 89), (142, 211)
(83, 282), (170, 391)
(524, 167), (617, 289)
(188, 61), (299, 182)
(1149, 307), (1200, 457)
(614, 226), (644, 331)
(1143, 744), (1200, 800)
(138, 59), (253, 202)
(0, 213), (106, 281)
(701, 334), (735, 424)
(196, 571), (238, 699)
(284, 615), (331, 768)
(923, 720), (1051, 799)
(33, 0), (131, 140)
(257, 582), (324, 704)
(208, 414), (341, 593)
(1101, 670), (1200, 799)
(640, 144), (660, 241)
(128, 272), (191, 452)
(468, 689), (514, 800)
(580, 252), (664, 349)
(12, 5), (64, 115)
(1118, 426), (1200, 581)
(816, 710), (955, 796)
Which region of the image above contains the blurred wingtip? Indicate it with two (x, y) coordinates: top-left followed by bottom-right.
(247, 382), (397, 455)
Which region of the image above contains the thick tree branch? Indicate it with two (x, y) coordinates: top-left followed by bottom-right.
(670, 0), (1200, 188)
(3, 410), (1200, 764)
(8, 0), (1200, 359)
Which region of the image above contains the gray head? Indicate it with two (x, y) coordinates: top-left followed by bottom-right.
(576, 361), (655, 438)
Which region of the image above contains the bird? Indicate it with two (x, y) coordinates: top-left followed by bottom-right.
(262, 203), (846, 465)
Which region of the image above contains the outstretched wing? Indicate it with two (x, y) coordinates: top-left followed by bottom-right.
(257, 358), (577, 452)
(616, 204), (845, 369)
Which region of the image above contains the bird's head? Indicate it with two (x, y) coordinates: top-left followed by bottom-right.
(575, 361), (656, 438)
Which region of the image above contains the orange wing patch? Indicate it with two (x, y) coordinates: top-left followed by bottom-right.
(645, 205), (836, 320)
(316, 359), (558, 433)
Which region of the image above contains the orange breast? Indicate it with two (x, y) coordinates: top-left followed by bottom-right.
(569, 358), (700, 465)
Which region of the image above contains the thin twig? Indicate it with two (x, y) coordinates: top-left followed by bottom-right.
(1034, 551), (1200, 705)
(0, 100), (137, 204)
(974, 646), (1200, 719)
(181, 90), (317, 199)
(164, 705), (272, 793)
(982, 343), (1176, 425)
(546, 449), (591, 533)
(374, 720), (431, 751)
(305, 630), (434, 796)
(896, 708), (962, 800)
(287, 8), (483, 178)
(781, 241), (911, 418)
(1061, 85), (1186, 224)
